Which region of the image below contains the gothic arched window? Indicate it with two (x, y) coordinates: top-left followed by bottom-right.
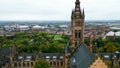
(75, 30), (78, 38)
(78, 30), (81, 38)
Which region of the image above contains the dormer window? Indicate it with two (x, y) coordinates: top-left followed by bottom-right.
(53, 56), (57, 61)
(46, 56), (50, 61)
(18, 56), (23, 59)
(46, 56), (50, 59)
(73, 58), (76, 63)
(25, 56), (32, 62)
(26, 56), (32, 59)
(53, 56), (57, 58)
(60, 56), (63, 59)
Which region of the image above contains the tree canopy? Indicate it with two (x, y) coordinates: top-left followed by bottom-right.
(34, 58), (50, 68)
(84, 37), (120, 53)
(0, 32), (70, 53)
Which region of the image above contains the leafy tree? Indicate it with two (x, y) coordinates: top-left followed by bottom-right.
(98, 47), (104, 52)
(92, 37), (104, 47)
(0, 32), (70, 53)
(84, 39), (90, 46)
(104, 42), (118, 52)
(34, 58), (50, 68)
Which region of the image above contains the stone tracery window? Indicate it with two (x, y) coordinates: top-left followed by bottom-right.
(75, 30), (78, 38)
(78, 30), (81, 38)
(75, 30), (81, 39)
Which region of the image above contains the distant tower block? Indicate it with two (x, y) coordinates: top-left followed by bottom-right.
(71, 0), (85, 51)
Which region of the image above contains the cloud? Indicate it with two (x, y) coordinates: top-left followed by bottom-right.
(0, 0), (120, 20)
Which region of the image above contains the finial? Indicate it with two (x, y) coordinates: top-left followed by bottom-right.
(76, 0), (80, 2)
(76, 0), (80, 4)
(83, 9), (85, 19)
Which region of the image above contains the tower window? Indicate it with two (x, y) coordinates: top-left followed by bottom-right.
(75, 30), (81, 39)
(78, 31), (81, 38)
(75, 31), (77, 38)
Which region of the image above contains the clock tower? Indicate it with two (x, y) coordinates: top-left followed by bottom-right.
(64, 0), (85, 68)
(71, 0), (85, 51)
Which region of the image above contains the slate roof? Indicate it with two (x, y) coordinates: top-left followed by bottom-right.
(70, 45), (95, 68)
(0, 47), (12, 56)
(0, 47), (11, 67)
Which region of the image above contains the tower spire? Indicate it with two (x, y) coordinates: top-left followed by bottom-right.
(74, 0), (82, 18)
(76, 0), (80, 3)
(75, 0), (80, 11)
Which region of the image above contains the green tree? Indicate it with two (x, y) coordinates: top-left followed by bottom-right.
(92, 37), (104, 47)
(34, 58), (50, 68)
(84, 39), (90, 46)
(104, 42), (118, 52)
(0, 32), (70, 53)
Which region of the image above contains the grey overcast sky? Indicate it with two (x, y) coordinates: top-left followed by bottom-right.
(0, 0), (120, 21)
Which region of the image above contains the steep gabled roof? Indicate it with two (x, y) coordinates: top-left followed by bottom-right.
(70, 45), (95, 68)
(0, 47), (11, 56)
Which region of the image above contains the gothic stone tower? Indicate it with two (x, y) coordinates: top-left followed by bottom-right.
(71, 0), (85, 51)
(64, 0), (85, 68)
